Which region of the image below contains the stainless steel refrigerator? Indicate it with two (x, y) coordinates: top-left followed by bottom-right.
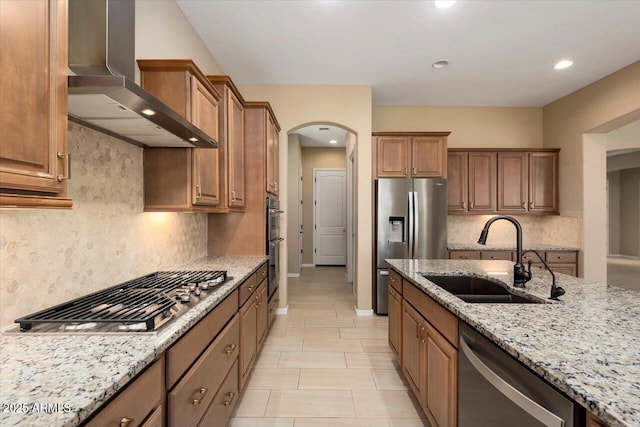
(375, 178), (448, 314)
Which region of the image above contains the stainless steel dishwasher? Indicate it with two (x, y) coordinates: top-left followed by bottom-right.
(459, 322), (576, 426)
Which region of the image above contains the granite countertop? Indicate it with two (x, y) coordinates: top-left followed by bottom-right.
(0, 255), (268, 427)
(386, 259), (640, 427)
(448, 242), (580, 251)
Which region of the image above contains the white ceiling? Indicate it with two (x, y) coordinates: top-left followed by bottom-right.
(294, 124), (348, 147)
(177, 0), (640, 107)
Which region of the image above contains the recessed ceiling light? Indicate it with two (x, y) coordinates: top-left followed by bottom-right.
(554, 60), (573, 70)
(189, 137), (198, 142)
(435, 0), (456, 9)
(432, 60), (449, 69)
(141, 109), (156, 116)
(329, 140), (337, 144)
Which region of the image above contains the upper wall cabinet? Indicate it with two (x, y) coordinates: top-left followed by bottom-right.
(449, 148), (559, 215)
(373, 132), (449, 178)
(207, 76), (246, 211)
(266, 110), (280, 196)
(0, 0), (72, 209)
(138, 60), (222, 211)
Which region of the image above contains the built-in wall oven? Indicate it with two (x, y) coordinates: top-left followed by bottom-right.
(267, 195), (284, 298)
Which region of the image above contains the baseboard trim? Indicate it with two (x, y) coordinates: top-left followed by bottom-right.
(287, 273), (300, 277)
(302, 264), (315, 267)
(608, 254), (640, 260)
(354, 306), (374, 316)
(275, 305), (289, 315)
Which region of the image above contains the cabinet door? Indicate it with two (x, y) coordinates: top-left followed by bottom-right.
(266, 114), (278, 195)
(529, 152), (558, 213)
(388, 286), (402, 362)
(191, 77), (220, 206)
(272, 120), (280, 196)
(412, 137), (445, 177)
(448, 250), (480, 260)
(548, 263), (577, 277)
(468, 152), (496, 212)
(228, 90), (245, 209)
(239, 298), (257, 390)
(377, 137), (409, 177)
(447, 152), (468, 212)
(497, 152), (528, 212)
(402, 301), (426, 405)
(425, 322), (458, 427)
(256, 280), (269, 351)
(0, 0), (68, 197)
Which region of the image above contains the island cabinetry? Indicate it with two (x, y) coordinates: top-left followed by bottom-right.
(373, 132), (450, 178)
(207, 76), (246, 211)
(387, 272), (403, 362)
(138, 60), (222, 212)
(268, 287), (280, 328)
(401, 276), (458, 427)
(239, 279), (258, 390)
(0, 0), (72, 209)
(85, 358), (164, 427)
(256, 279), (269, 350)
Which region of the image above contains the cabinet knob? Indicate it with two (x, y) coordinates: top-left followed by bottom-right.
(224, 343), (237, 355)
(521, 201), (526, 208)
(462, 201), (466, 209)
(470, 201), (474, 209)
(57, 152), (71, 182)
(231, 191), (236, 201)
(412, 167), (417, 174)
(223, 391), (236, 406)
(262, 270), (267, 276)
(404, 167), (408, 174)
(247, 285), (255, 292)
(196, 184), (202, 199)
(120, 417), (134, 427)
(529, 202), (534, 209)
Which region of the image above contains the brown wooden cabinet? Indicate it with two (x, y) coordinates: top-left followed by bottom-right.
(424, 321), (458, 427)
(450, 148), (559, 215)
(402, 300), (425, 404)
(137, 60), (222, 212)
(266, 111), (280, 196)
(388, 284), (402, 363)
(208, 102), (281, 256)
(256, 279), (269, 350)
(374, 132), (449, 178)
(0, 0), (72, 209)
(449, 250), (578, 277)
(268, 287), (280, 328)
(239, 286), (258, 390)
(208, 76), (246, 211)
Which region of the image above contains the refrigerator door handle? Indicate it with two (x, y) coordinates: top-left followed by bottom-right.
(413, 191), (419, 259)
(408, 191), (414, 259)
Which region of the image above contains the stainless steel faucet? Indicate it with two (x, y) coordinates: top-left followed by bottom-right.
(478, 215), (532, 288)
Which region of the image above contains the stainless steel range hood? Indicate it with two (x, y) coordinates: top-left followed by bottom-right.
(67, 0), (217, 149)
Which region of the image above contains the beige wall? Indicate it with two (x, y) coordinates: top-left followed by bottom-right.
(287, 134), (302, 275)
(620, 168), (640, 257)
(300, 148), (347, 264)
(373, 106), (543, 148)
(608, 171), (621, 255)
(543, 61), (640, 214)
(135, 0), (224, 77)
(0, 124), (208, 328)
(237, 85), (373, 312)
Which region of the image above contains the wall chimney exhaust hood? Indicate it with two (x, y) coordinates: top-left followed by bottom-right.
(67, 0), (217, 149)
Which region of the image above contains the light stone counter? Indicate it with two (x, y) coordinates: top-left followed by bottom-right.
(386, 259), (640, 427)
(0, 255), (267, 427)
(448, 242), (580, 251)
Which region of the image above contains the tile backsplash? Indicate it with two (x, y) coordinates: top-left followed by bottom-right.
(0, 124), (208, 328)
(448, 214), (581, 248)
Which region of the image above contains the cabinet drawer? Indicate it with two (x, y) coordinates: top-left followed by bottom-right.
(546, 251), (577, 263)
(257, 263), (268, 283)
(166, 290), (238, 389)
(168, 313), (239, 427)
(521, 251), (545, 263)
(548, 263), (577, 277)
(389, 269), (403, 294)
(86, 359), (163, 427)
(404, 282), (458, 348)
(480, 251), (512, 261)
(268, 286), (280, 328)
(141, 405), (163, 427)
(239, 273), (258, 307)
(197, 360), (239, 427)
(449, 251), (480, 260)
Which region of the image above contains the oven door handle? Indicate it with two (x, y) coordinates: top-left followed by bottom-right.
(270, 209), (285, 214)
(460, 338), (565, 427)
(271, 238), (285, 244)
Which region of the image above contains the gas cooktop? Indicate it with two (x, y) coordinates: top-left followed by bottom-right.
(13, 270), (229, 333)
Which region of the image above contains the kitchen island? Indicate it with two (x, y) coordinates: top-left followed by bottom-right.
(0, 255), (267, 427)
(386, 258), (640, 427)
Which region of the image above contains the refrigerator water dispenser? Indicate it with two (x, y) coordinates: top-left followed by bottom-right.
(388, 216), (405, 243)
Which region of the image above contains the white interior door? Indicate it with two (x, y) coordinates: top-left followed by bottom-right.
(314, 169), (347, 265)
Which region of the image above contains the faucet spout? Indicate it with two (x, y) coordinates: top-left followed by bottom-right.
(478, 215), (531, 288)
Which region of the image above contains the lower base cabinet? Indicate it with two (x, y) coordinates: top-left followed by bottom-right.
(197, 360), (239, 427)
(399, 279), (458, 427)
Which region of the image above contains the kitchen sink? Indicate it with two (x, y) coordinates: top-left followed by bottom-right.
(421, 274), (543, 304)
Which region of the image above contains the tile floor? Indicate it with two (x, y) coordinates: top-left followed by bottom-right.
(229, 266), (429, 427)
(607, 256), (640, 291)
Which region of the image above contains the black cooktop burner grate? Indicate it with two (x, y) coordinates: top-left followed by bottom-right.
(15, 270), (227, 331)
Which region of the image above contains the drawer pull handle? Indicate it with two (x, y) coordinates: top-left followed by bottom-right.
(225, 344), (237, 355)
(223, 391), (236, 406)
(248, 285), (255, 291)
(262, 269), (267, 276)
(192, 387), (208, 405)
(57, 152), (71, 182)
(120, 417), (134, 427)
